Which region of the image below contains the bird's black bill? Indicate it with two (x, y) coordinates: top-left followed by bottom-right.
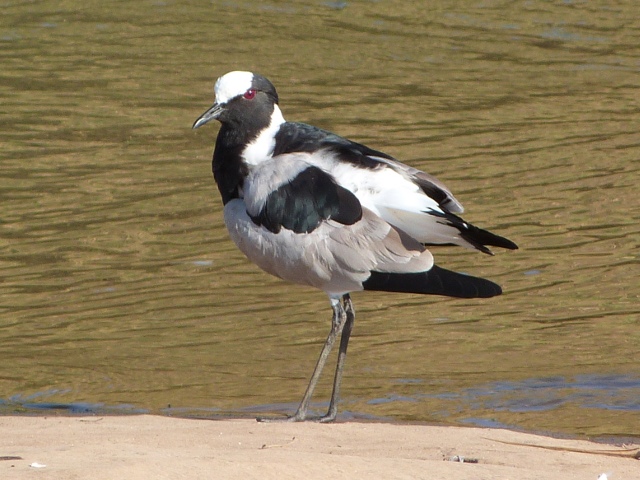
(192, 103), (224, 129)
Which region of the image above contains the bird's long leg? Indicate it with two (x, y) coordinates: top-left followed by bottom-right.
(257, 297), (347, 422)
(320, 294), (355, 423)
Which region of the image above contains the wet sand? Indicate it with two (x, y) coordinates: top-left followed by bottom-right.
(1, 415), (638, 479)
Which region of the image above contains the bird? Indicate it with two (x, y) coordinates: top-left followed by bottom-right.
(193, 71), (517, 422)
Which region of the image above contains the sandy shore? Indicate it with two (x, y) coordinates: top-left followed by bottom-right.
(1, 415), (637, 479)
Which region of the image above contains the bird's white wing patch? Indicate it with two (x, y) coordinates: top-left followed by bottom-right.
(299, 151), (458, 243)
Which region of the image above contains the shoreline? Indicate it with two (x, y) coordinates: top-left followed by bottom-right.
(2, 415), (637, 479)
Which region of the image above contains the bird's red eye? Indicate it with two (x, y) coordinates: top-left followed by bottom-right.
(243, 89), (256, 100)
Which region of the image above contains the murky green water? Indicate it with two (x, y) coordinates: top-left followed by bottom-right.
(1, 1), (639, 439)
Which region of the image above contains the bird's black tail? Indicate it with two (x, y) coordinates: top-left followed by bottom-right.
(460, 223), (518, 255)
(362, 265), (503, 298)
(427, 210), (518, 255)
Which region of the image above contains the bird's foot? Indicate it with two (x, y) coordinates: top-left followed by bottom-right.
(317, 406), (338, 423)
(256, 408), (337, 423)
(256, 415), (302, 423)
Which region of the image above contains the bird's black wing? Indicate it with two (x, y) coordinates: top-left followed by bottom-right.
(274, 122), (466, 215)
(250, 165), (363, 234)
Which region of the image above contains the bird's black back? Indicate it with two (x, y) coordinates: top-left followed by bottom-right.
(274, 122), (393, 170)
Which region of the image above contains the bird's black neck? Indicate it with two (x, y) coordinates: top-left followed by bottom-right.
(212, 126), (251, 205)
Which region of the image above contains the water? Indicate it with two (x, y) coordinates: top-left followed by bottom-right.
(1, 1), (639, 439)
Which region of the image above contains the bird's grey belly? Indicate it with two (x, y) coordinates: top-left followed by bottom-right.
(223, 199), (368, 296)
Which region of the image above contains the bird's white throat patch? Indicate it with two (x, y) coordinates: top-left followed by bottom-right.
(214, 71), (254, 104)
(242, 105), (286, 166)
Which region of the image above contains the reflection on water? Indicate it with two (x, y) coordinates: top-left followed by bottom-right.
(367, 374), (640, 437)
(1, 1), (639, 438)
(457, 375), (640, 413)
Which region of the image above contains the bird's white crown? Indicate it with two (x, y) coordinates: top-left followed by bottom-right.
(214, 71), (254, 104)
